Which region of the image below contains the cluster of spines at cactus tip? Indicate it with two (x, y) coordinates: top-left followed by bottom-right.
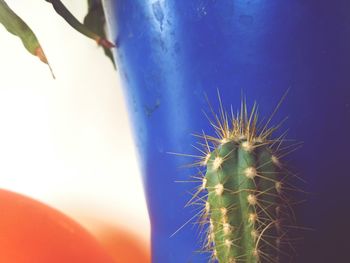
(185, 96), (302, 263)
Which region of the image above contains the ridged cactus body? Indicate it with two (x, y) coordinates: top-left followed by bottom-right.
(192, 99), (298, 263)
(205, 139), (281, 263)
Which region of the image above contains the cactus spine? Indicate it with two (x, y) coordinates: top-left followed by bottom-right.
(190, 97), (299, 263)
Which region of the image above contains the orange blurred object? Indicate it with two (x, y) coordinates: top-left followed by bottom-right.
(94, 225), (150, 263)
(0, 189), (115, 263)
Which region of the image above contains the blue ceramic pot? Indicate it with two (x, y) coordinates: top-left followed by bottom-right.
(103, 1), (350, 262)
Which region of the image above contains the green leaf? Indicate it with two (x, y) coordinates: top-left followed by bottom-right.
(0, 0), (48, 64)
(45, 0), (115, 49)
(84, 0), (116, 68)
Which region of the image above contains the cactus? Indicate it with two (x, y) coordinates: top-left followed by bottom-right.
(188, 96), (301, 263)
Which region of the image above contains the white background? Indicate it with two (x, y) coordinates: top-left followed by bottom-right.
(0, 0), (149, 243)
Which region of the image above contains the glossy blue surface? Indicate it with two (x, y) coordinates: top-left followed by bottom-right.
(103, 0), (350, 262)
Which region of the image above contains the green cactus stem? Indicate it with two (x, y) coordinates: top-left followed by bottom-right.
(188, 96), (300, 263)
